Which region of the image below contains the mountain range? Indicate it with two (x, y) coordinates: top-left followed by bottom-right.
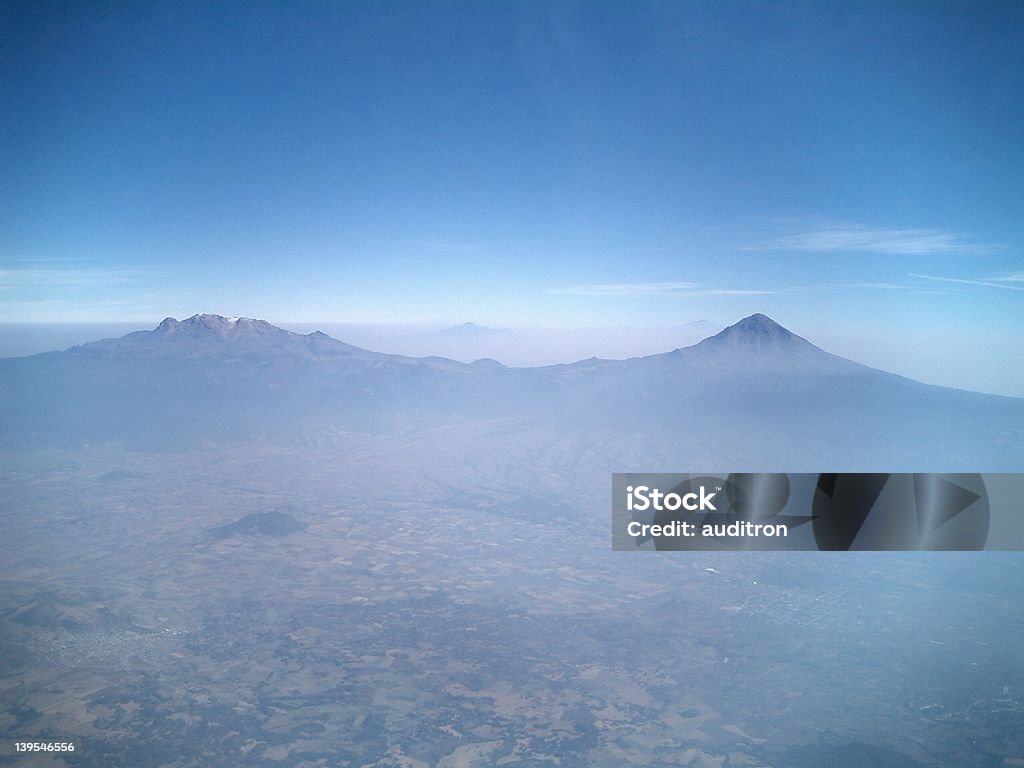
(2, 313), (1021, 469)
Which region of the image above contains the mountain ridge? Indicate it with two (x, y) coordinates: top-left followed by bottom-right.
(2, 311), (1021, 467)
(8, 312), (1020, 399)
(51, 312), (861, 372)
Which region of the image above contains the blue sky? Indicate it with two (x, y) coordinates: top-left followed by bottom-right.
(2, 1), (1022, 386)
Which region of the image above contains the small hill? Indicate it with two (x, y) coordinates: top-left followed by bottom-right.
(212, 511), (305, 539)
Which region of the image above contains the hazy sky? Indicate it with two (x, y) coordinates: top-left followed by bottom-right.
(2, 3), (1022, 362)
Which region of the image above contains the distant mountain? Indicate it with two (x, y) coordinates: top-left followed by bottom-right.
(2, 313), (1022, 469)
(681, 319), (718, 332)
(430, 322), (509, 339)
(366, 321), (719, 367)
(384, 321), (512, 362)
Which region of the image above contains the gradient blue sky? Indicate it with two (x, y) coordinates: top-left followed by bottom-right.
(2, 2), (1022, 379)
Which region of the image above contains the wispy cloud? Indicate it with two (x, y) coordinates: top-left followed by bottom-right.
(992, 272), (1024, 283)
(314, 308), (441, 324)
(911, 273), (1024, 291)
(416, 239), (482, 254)
(0, 267), (141, 290)
(549, 279), (922, 297)
(827, 282), (905, 290)
(0, 298), (167, 323)
(550, 281), (701, 296)
(751, 224), (995, 256)
(688, 288), (775, 296)
(550, 278), (921, 297)
(2, 255), (90, 265)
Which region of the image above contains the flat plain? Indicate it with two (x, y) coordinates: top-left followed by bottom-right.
(2, 429), (1022, 767)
